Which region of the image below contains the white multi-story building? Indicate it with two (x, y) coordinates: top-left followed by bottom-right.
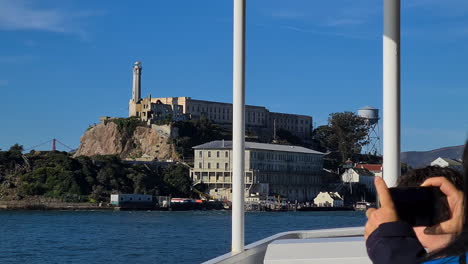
(189, 140), (325, 202)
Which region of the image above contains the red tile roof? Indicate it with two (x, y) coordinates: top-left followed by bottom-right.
(355, 164), (382, 172)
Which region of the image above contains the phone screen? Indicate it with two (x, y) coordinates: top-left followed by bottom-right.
(388, 187), (450, 227)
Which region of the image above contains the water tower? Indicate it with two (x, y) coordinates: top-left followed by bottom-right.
(357, 106), (381, 156)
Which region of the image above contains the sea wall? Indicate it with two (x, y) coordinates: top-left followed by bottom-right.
(0, 200), (112, 210)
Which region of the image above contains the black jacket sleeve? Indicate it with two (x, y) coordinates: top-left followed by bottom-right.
(366, 221), (427, 264)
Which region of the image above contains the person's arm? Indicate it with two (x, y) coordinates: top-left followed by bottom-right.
(366, 221), (426, 264)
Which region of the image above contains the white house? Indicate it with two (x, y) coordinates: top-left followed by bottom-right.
(430, 157), (463, 172)
(341, 168), (375, 194)
(313, 192), (344, 207)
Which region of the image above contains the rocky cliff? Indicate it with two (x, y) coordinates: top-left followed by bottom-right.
(74, 121), (179, 161)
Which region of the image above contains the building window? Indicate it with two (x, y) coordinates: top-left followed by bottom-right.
(199, 162), (202, 168)
(208, 163), (211, 169)
(208, 151), (211, 157)
(216, 163), (219, 169)
(199, 151), (202, 158)
(225, 163), (228, 170)
(217, 151), (220, 158)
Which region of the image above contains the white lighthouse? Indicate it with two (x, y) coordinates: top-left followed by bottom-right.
(129, 61), (142, 117)
(132, 61), (142, 102)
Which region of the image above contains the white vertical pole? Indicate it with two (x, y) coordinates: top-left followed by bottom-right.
(232, 0), (246, 253)
(383, 0), (400, 187)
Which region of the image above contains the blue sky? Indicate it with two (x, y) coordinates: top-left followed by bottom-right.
(0, 0), (467, 152)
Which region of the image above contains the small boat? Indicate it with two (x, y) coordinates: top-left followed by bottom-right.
(355, 201), (372, 211)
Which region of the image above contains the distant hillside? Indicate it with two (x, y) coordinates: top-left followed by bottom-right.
(401, 145), (464, 169)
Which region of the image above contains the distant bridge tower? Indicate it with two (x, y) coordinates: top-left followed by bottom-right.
(129, 61), (142, 117)
(358, 106), (381, 156)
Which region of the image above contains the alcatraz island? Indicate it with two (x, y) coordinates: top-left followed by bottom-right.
(0, 61), (387, 211)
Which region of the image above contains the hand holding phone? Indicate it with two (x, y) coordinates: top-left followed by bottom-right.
(421, 177), (464, 235)
(389, 187), (450, 227)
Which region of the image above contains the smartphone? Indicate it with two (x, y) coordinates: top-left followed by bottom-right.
(388, 187), (450, 227)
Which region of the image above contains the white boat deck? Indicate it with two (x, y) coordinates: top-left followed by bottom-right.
(203, 226), (371, 264)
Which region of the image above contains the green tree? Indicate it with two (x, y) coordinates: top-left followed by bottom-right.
(9, 144), (24, 155)
(173, 118), (228, 157)
(162, 164), (192, 197)
(276, 129), (303, 146)
(0, 144), (25, 174)
(0, 147), (198, 202)
(312, 125), (334, 152)
(314, 112), (369, 162)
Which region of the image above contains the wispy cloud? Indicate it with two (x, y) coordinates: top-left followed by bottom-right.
(0, 55), (37, 64)
(279, 25), (315, 33)
(276, 25), (372, 40)
(23, 39), (37, 47)
(270, 10), (307, 20)
(0, 0), (99, 37)
(262, 1), (468, 40)
(258, 2), (379, 39)
(262, 2), (378, 26)
(324, 19), (365, 27)
(405, 0), (468, 11)
(403, 23), (468, 40)
(404, 127), (468, 142)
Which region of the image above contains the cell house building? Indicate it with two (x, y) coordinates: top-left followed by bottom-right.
(190, 140), (326, 202)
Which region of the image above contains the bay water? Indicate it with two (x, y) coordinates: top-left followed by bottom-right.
(0, 210), (366, 264)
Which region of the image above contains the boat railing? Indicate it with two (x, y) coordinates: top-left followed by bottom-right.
(203, 226), (364, 264)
